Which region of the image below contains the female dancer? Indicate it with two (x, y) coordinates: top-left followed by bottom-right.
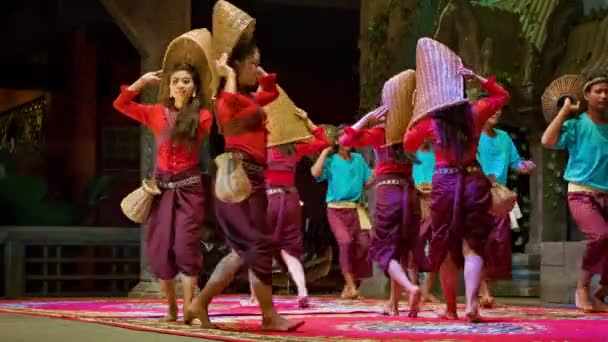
(246, 112), (329, 308)
(340, 70), (421, 316)
(113, 63), (210, 321)
(403, 38), (509, 322)
(340, 108), (422, 316)
(541, 70), (608, 313)
(478, 108), (535, 308)
(187, 38), (304, 331)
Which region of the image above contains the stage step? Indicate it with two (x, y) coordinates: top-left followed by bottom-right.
(332, 253), (542, 299)
(512, 253), (541, 269)
(492, 253), (540, 297)
(439, 253), (542, 298)
(492, 253), (541, 297)
(493, 279), (540, 297)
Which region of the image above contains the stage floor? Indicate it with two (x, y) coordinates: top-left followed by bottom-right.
(1, 296), (607, 341)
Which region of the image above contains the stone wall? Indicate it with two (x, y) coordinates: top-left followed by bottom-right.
(540, 242), (600, 304)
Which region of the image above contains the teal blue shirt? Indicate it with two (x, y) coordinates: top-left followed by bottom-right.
(315, 152), (371, 203)
(413, 149), (436, 185)
(477, 129), (521, 186)
(552, 113), (608, 191)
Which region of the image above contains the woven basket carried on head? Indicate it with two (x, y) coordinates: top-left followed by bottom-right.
(265, 86), (314, 147)
(212, 0), (255, 58)
(383, 69), (416, 146)
(120, 179), (161, 223)
(409, 37), (469, 129)
(541, 74), (585, 123)
(157, 28), (218, 107)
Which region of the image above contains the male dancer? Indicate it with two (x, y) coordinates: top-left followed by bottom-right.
(478, 108), (535, 308)
(541, 70), (608, 312)
(311, 127), (375, 299)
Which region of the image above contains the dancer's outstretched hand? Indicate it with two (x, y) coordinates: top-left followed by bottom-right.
(128, 70), (162, 91)
(216, 53), (234, 77)
(559, 97), (581, 116)
(256, 66), (268, 79)
(516, 160), (536, 174)
(139, 70), (163, 85)
(365, 105), (388, 127)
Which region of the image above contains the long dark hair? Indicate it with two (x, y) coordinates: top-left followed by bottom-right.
(390, 143), (420, 164)
(209, 37), (259, 160)
(430, 102), (475, 164)
(216, 37), (259, 95)
(163, 63), (202, 147)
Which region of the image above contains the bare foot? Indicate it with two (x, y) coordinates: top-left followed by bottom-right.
(576, 287), (596, 313)
(466, 294), (481, 322)
(594, 286), (608, 303)
(438, 311), (458, 320)
(240, 296), (259, 307)
(407, 287), (422, 318)
(297, 296), (309, 309)
(184, 305), (217, 329)
(382, 301), (399, 316)
(341, 286), (362, 300)
(261, 316), (305, 332)
(479, 295), (506, 309)
(160, 305), (178, 322)
(591, 297), (608, 313)
(465, 311), (483, 323)
(422, 293), (441, 304)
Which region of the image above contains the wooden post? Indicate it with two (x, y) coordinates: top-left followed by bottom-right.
(99, 0), (192, 298)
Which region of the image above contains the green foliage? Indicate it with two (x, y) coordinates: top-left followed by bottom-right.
(84, 175), (114, 206)
(0, 153), (114, 226)
(543, 150), (568, 209)
(360, 1), (423, 115)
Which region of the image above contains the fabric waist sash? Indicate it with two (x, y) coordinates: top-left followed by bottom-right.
(568, 182), (608, 194)
(158, 175), (201, 190)
(434, 166), (481, 175)
(266, 186), (297, 195)
(376, 178), (407, 187)
(327, 201), (372, 230)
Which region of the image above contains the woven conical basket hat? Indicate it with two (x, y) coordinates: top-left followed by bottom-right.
(265, 86), (313, 147)
(213, 0), (256, 58)
(409, 38), (468, 129)
(541, 74), (585, 123)
(320, 124), (338, 144)
(158, 28), (218, 107)
(383, 69), (416, 145)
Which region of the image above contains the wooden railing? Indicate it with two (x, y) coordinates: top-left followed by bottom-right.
(0, 226), (139, 298)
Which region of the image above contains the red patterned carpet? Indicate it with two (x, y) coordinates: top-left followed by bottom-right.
(1, 296), (607, 341)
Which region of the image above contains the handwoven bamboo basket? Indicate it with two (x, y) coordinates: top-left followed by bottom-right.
(541, 74), (585, 123)
(120, 179), (161, 224)
(158, 28), (218, 108)
(409, 37), (468, 128)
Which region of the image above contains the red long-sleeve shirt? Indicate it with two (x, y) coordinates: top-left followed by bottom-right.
(265, 127), (330, 186)
(340, 125), (412, 175)
(216, 74), (279, 164)
(403, 76), (509, 167)
(113, 85), (212, 173)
